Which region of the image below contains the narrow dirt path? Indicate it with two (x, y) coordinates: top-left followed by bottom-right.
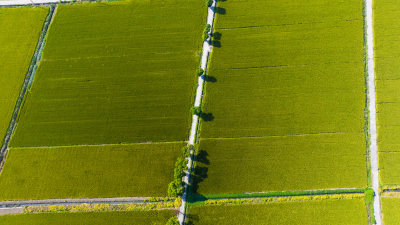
(0, 0), (69, 6)
(0, 197), (148, 208)
(178, 2), (217, 224)
(365, 0), (382, 224)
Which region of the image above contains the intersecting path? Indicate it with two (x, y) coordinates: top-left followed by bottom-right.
(178, 2), (217, 224)
(0, 197), (151, 215)
(365, 0), (382, 224)
(0, 0), (70, 6)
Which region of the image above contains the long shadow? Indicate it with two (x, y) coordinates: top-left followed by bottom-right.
(188, 149), (210, 203)
(211, 6), (226, 15)
(211, 32), (222, 48)
(200, 75), (217, 83)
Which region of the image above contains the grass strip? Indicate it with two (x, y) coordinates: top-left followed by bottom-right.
(189, 188), (368, 203)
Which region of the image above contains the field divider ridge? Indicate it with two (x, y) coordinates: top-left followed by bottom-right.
(364, 0), (382, 224)
(178, 1), (217, 224)
(0, 197), (156, 208)
(0, 5), (57, 173)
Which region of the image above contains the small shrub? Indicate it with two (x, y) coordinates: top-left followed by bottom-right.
(364, 188), (374, 205)
(190, 106), (201, 116)
(166, 216), (179, 225)
(206, 0), (213, 7)
(202, 24), (211, 41)
(197, 68), (204, 76)
(174, 157), (187, 179)
(168, 179), (184, 197)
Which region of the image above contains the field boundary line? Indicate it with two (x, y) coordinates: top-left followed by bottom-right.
(365, 0), (382, 224)
(189, 193), (365, 207)
(0, 5), (57, 174)
(0, 197), (155, 207)
(10, 140), (186, 150)
(199, 131), (361, 141)
(178, 1), (217, 224)
(189, 187), (369, 202)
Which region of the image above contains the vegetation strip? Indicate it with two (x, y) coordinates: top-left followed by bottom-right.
(22, 200), (181, 214)
(0, 197), (170, 208)
(190, 193), (364, 207)
(178, 0), (217, 224)
(189, 188), (369, 202)
(0, 5), (56, 173)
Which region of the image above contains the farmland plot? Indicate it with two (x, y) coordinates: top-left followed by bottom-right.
(381, 197), (400, 225)
(374, 0), (400, 185)
(0, 8), (48, 146)
(0, 210), (175, 225)
(0, 143), (182, 200)
(10, 0), (206, 147)
(188, 199), (367, 225)
(197, 0), (367, 193)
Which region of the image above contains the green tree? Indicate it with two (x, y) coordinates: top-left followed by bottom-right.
(190, 106), (201, 116)
(206, 0), (213, 7)
(166, 216), (179, 225)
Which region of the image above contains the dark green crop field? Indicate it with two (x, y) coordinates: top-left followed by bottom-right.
(10, 0), (206, 147)
(0, 142), (182, 200)
(188, 199), (367, 225)
(0, 210), (175, 225)
(0, 8), (48, 146)
(374, 0), (400, 185)
(195, 134), (366, 194)
(197, 0), (366, 193)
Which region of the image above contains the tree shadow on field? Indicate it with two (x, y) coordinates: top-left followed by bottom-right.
(189, 149), (210, 195)
(185, 214), (199, 225)
(200, 112), (214, 122)
(210, 32), (222, 48)
(200, 74), (217, 83)
(211, 6), (226, 15)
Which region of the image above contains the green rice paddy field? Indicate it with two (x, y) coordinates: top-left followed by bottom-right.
(374, 0), (400, 185)
(0, 210), (175, 225)
(188, 199), (368, 225)
(197, 0), (367, 194)
(196, 134), (366, 194)
(0, 8), (48, 146)
(382, 197), (400, 225)
(10, 0), (206, 147)
(0, 142), (182, 200)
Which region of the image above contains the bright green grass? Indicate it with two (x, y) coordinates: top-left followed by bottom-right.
(0, 210), (175, 225)
(10, 0), (206, 147)
(197, 0), (366, 193)
(374, 0), (400, 184)
(381, 197), (400, 225)
(0, 142), (182, 200)
(188, 199), (368, 225)
(195, 134), (366, 194)
(0, 8), (48, 146)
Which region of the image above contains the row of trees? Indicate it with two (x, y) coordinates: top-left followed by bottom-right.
(168, 146), (191, 197)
